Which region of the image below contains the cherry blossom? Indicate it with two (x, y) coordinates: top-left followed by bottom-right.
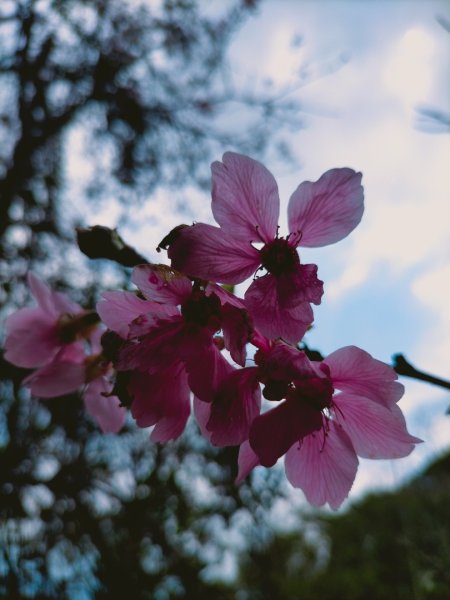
(4, 272), (94, 368)
(4, 273), (126, 433)
(97, 263), (253, 440)
(238, 342), (421, 509)
(168, 152), (364, 343)
(1, 152), (424, 511)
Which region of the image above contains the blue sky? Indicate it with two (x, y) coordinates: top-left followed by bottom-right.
(226, 0), (450, 502)
(67, 0), (450, 506)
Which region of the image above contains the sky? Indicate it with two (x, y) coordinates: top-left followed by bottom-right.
(225, 0), (450, 504)
(71, 0), (450, 509)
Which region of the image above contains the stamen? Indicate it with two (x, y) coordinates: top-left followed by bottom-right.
(319, 415), (330, 452)
(255, 225), (266, 243)
(332, 401), (346, 424)
(288, 230), (303, 247)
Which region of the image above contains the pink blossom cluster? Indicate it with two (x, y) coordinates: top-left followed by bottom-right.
(4, 152), (421, 509)
(4, 272), (126, 433)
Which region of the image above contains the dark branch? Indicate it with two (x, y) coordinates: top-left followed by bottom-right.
(302, 344), (450, 393)
(76, 226), (149, 267)
(392, 354), (450, 391)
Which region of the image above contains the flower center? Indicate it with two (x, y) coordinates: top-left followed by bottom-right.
(259, 238), (300, 276)
(181, 291), (222, 331)
(294, 377), (334, 411)
(57, 311), (100, 344)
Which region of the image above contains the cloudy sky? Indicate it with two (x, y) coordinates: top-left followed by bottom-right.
(77, 0), (450, 506)
(227, 0), (450, 502)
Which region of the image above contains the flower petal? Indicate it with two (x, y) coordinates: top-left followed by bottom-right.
(207, 367), (261, 447)
(169, 223), (260, 284)
(205, 283), (246, 309)
(335, 393), (422, 459)
(97, 291), (175, 339)
(220, 303), (252, 367)
(236, 440), (260, 484)
(324, 346), (404, 407)
(249, 399), (323, 467)
(184, 334), (234, 402)
(261, 341), (317, 382)
(288, 168), (364, 247)
(24, 345), (86, 398)
(211, 152), (280, 243)
(28, 272), (81, 316)
(193, 396), (213, 441)
(132, 264), (192, 305)
(118, 316), (186, 372)
(4, 307), (60, 368)
(277, 264), (324, 309)
(129, 363), (190, 442)
(244, 274), (313, 344)
(285, 422), (358, 510)
(84, 377), (126, 433)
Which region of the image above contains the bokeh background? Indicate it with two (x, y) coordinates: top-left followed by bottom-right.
(1, 0), (449, 598)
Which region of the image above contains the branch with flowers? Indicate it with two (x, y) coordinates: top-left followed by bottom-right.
(5, 152), (437, 510)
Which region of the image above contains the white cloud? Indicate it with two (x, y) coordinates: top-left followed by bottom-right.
(382, 27), (436, 107)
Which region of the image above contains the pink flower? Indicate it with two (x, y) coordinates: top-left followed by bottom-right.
(112, 264), (252, 398)
(193, 365), (261, 447)
(4, 272), (93, 368)
(83, 374), (127, 434)
(168, 152), (364, 343)
(240, 343), (421, 509)
(24, 343), (87, 397)
(97, 264), (252, 440)
(4, 274), (125, 434)
(24, 326), (126, 434)
(128, 363), (190, 442)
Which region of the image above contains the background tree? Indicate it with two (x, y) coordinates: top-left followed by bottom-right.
(0, 0), (298, 596)
(1, 1), (448, 598)
(236, 450), (450, 600)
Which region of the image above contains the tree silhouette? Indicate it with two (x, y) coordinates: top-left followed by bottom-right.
(0, 1), (296, 596)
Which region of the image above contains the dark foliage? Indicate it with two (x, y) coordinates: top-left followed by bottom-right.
(0, 0), (297, 596)
(237, 451), (450, 600)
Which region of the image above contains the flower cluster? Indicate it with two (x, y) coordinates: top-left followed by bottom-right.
(4, 272), (126, 433)
(4, 152), (421, 509)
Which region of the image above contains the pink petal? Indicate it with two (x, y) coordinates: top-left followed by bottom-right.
(28, 272), (80, 316)
(285, 422), (358, 510)
(193, 396), (213, 441)
(117, 316), (186, 372)
(97, 291), (174, 339)
(335, 393), (422, 459)
(249, 399), (323, 467)
(4, 307), (60, 368)
(84, 377), (126, 433)
(169, 223), (260, 284)
(131, 264), (192, 305)
(324, 346), (404, 407)
(220, 303), (252, 367)
(205, 283), (246, 309)
(24, 347), (86, 398)
(129, 363), (190, 442)
(207, 367), (261, 447)
(277, 264), (324, 309)
(288, 168), (364, 248)
(211, 152), (280, 243)
(262, 342), (316, 383)
(236, 440), (260, 484)
(244, 274), (313, 344)
(184, 335), (234, 402)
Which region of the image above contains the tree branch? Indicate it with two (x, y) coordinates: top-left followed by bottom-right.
(76, 226), (149, 267)
(302, 344), (450, 393)
(392, 354), (450, 391)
